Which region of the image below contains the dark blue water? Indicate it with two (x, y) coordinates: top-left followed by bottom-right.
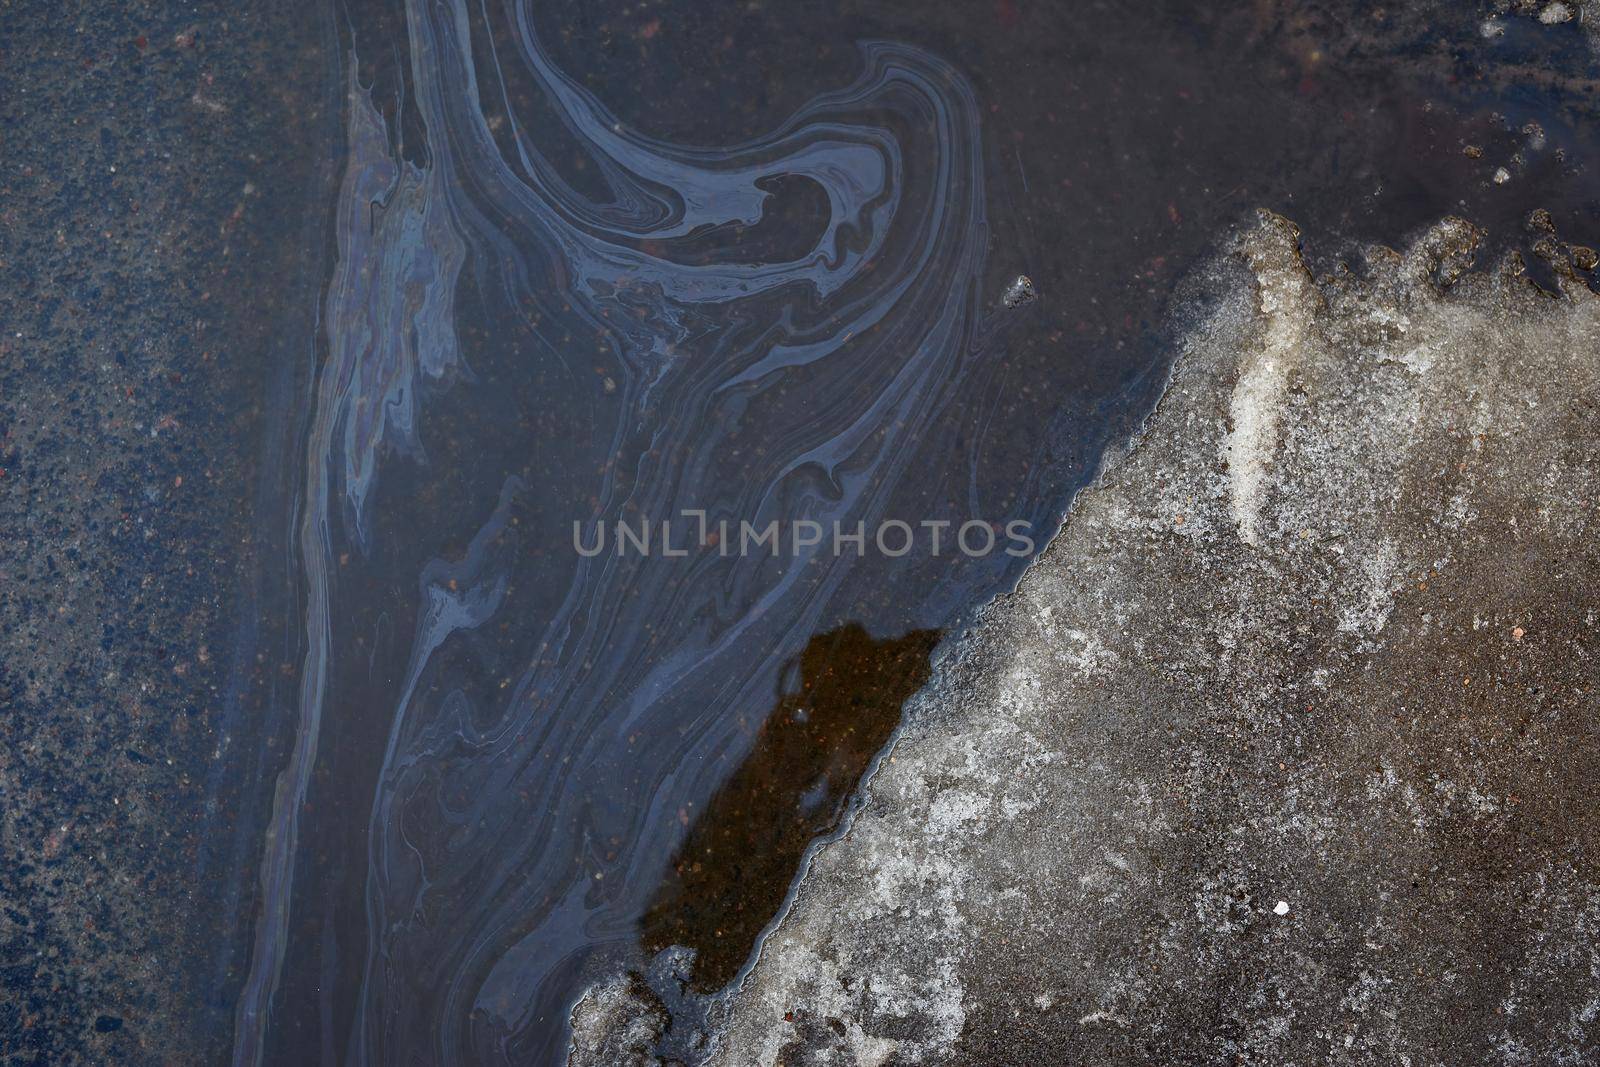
(195, 0), (1600, 1062)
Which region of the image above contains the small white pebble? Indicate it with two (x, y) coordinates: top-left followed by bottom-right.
(1493, 167), (1511, 185)
(1480, 17), (1505, 37)
(1274, 900), (1291, 916)
(1539, 2), (1573, 23)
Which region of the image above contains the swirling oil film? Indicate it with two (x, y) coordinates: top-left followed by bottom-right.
(5, 0), (1600, 1064)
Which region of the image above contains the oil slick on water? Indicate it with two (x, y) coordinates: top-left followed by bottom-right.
(214, 0), (1600, 1062)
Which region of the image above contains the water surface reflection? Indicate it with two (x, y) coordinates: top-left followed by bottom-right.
(211, 0), (1600, 1061)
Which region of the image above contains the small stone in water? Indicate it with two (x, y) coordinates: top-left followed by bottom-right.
(1002, 274), (1038, 309)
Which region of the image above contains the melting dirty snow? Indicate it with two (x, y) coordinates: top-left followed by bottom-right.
(684, 211), (1600, 1066)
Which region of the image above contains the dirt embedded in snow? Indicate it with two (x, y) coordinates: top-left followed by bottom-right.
(689, 211), (1600, 1065)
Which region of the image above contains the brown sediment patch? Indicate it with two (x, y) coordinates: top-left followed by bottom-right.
(640, 622), (941, 991)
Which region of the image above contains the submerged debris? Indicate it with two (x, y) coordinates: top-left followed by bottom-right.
(1001, 273), (1037, 308)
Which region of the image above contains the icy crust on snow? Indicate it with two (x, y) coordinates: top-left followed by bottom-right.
(567, 974), (668, 1067)
(702, 211), (1600, 1066)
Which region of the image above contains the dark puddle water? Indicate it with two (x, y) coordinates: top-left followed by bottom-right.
(641, 623), (941, 992)
(208, 0), (1600, 1062)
